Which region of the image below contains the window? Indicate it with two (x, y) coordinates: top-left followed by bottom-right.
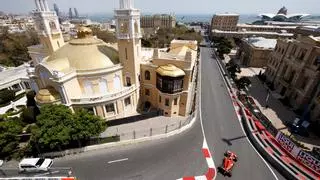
(99, 79), (108, 93)
(126, 76), (131, 86)
(145, 89), (150, 96)
(156, 74), (184, 94)
(301, 77), (309, 90)
(84, 107), (95, 114)
(125, 97), (131, 106)
(24, 82), (30, 89)
(114, 75), (121, 90)
(125, 48), (128, 60)
(84, 81), (93, 95)
(145, 71), (151, 80)
(105, 103), (115, 113)
(291, 45), (297, 56)
(174, 98), (178, 105)
(313, 56), (320, 66)
(299, 49), (306, 60)
(165, 98), (169, 106)
(159, 95), (161, 103)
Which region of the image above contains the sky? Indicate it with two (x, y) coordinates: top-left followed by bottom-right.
(0, 0), (319, 15)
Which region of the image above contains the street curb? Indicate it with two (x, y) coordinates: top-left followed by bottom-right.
(43, 113), (198, 158)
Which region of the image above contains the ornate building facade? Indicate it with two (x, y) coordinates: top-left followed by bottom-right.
(27, 0), (198, 120)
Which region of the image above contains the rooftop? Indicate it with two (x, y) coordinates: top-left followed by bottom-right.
(0, 64), (29, 86)
(244, 37), (277, 49)
(215, 13), (239, 16)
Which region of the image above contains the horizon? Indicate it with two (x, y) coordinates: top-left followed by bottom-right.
(0, 0), (319, 15)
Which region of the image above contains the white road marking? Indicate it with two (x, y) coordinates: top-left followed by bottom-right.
(108, 158), (129, 164)
(214, 55), (279, 180)
(199, 50), (217, 180)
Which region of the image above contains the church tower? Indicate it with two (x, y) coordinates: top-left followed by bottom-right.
(33, 0), (64, 55)
(115, 0), (142, 88)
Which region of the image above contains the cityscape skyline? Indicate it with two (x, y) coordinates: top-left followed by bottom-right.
(0, 0), (319, 15)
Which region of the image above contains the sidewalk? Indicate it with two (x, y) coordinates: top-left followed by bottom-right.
(238, 66), (320, 150)
(100, 115), (187, 141)
(221, 54), (320, 150)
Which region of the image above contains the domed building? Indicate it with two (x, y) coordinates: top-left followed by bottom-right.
(27, 0), (198, 119)
(28, 0), (139, 120)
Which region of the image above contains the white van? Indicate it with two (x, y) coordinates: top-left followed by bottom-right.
(19, 158), (53, 172)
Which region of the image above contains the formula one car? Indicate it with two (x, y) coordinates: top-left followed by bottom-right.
(218, 151), (238, 177)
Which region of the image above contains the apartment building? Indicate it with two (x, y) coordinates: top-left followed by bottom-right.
(211, 13), (239, 31)
(140, 14), (176, 29)
(265, 35), (320, 121)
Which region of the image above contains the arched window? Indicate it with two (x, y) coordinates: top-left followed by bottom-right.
(99, 79), (108, 94)
(84, 80), (93, 95)
(145, 70), (151, 80)
(114, 75), (121, 91)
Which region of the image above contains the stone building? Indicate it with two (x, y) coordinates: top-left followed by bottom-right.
(210, 13), (239, 31)
(238, 37), (277, 67)
(140, 14), (176, 29)
(265, 35), (320, 121)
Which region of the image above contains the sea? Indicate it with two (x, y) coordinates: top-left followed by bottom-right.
(88, 13), (320, 24)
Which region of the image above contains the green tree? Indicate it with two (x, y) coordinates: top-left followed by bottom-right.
(0, 117), (23, 159)
(0, 28), (39, 67)
(91, 27), (117, 43)
(226, 61), (241, 80)
(32, 105), (74, 150)
(31, 105), (107, 151)
(71, 108), (106, 141)
(0, 89), (15, 105)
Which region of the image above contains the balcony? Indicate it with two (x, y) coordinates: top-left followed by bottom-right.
(70, 85), (136, 105)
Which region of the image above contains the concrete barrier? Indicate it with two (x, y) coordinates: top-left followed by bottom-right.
(238, 101), (298, 180)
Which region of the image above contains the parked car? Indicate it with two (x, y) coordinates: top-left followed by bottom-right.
(19, 158), (53, 172)
(289, 118), (310, 137)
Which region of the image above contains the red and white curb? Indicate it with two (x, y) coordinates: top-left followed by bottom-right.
(202, 139), (216, 180)
(178, 139), (216, 180)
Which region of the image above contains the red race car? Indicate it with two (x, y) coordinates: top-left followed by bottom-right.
(218, 151), (238, 177)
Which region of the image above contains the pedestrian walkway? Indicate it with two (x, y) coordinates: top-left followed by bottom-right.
(100, 115), (187, 141)
(238, 66), (320, 150)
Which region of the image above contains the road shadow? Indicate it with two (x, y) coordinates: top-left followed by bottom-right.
(221, 135), (247, 146)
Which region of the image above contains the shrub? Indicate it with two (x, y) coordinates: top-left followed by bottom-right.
(0, 89), (15, 105)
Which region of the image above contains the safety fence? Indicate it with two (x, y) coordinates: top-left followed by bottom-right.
(115, 113), (195, 141)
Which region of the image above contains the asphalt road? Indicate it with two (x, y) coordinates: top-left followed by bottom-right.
(3, 45), (286, 180)
(53, 114), (207, 180)
(200, 46), (282, 180)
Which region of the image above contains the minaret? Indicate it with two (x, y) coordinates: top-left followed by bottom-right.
(33, 0), (65, 55)
(115, 0), (142, 89)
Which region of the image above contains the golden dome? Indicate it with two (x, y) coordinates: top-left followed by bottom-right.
(45, 37), (119, 71)
(156, 64), (185, 77)
(77, 26), (93, 38)
(36, 88), (61, 104)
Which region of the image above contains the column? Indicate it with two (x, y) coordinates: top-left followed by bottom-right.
(43, 0), (50, 11)
(39, 0), (45, 11)
(120, 0), (124, 9)
(34, 0), (40, 10)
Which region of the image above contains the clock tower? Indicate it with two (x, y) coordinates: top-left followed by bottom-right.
(115, 0), (142, 88)
(33, 0), (64, 55)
